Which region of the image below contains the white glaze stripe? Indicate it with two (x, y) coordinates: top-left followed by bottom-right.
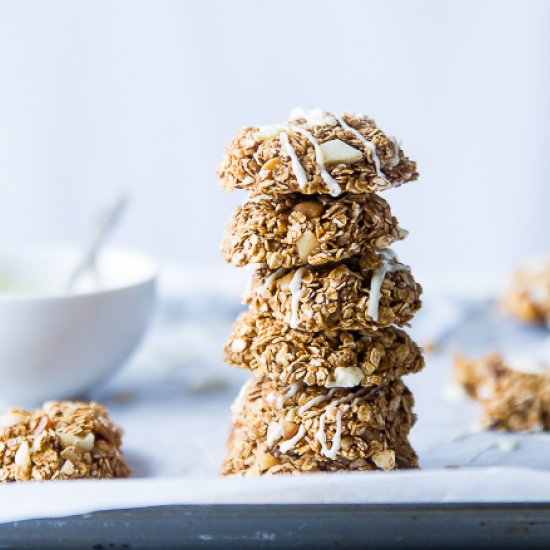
(279, 424), (306, 453)
(289, 267), (305, 329)
(280, 131), (308, 189)
(258, 267), (286, 294)
(332, 113), (386, 184)
(291, 126), (342, 197)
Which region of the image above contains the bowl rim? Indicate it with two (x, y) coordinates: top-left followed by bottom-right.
(0, 244), (157, 302)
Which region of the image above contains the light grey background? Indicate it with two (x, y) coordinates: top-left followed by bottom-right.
(0, 0), (548, 283)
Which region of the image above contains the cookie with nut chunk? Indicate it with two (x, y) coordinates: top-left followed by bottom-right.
(244, 250), (422, 332)
(222, 377), (417, 476)
(223, 193), (404, 269)
(225, 311), (424, 389)
(218, 109), (418, 196)
(0, 401), (130, 482)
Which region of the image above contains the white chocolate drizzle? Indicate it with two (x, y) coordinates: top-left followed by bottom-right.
(245, 194), (271, 204)
(332, 113), (386, 185)
(291, 126), (341, 197)
(230, 378), (255, 419)
(298, 389), (337, 415)
(266, 382), (305, 410)
(279, 131), (308, 189)
(289, 107), (338, 127)
(266, 421), (284, 447)
(367, 249), (405, 322)
(241, 263), (263, 303)
(258, 267), (286, 294)
(389, 136), (401, 167)
(279, 424), (306, 453)
(276, 382), (303, 409)
(316, 386), (378, 459)
(289, 267), (306, 329)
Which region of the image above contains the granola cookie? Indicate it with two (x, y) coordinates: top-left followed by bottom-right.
(0, 401), (130, 481)
(218, 109), (418, 196)
(222, 193), (404, 269)
(455, 353), (550, 432)
(225, 311), (424, 388)
(222, 378), (417, 475)
(244, 251), (422, 332)
(501, 259), (550, 326)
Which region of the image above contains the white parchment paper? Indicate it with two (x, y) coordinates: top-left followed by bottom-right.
(1, 268), (549, 524)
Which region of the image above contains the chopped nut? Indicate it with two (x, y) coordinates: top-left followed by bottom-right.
(255, 449), (280, 471)
(296, 231), (319, 262)
(261, 158), (281, 172)
(60, 460), (75, 476)
(14, 441), (31, 480)
(327, 366), (365, 388)
(34, 415), (52, 436)
(230, 338), (247, 353)
(281, 421), (299, 440)
(371, 450), (396, 471)
(278, 272), (294, 291)
(292, 201), (325, 219)
(60, 432), (95, 452)
(320, 139), (363, 165)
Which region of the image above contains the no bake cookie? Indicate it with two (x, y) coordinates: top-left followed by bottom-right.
(219, 109), (418, 196)
(223, 192), (404, 269)
(244, 250), (422, 332)
(222, 377), (417, 476)
(225, 311), (424, 388)
(0, 401), (130, 481)
(455, 353), (550, 432)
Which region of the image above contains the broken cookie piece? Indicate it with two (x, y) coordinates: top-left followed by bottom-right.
(454, 353), (550, 432)
(501, 258), (550, 327)
(0, 401), (130, 481)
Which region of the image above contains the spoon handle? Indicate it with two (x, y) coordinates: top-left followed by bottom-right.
(66, 193), (129, 292)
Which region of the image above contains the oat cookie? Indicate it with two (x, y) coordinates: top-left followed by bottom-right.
(219, 109), (418, 196)
(244, 251), (422, 332)
(0, 401), (130, 481)
(501, 258), (550, 326)
(222, 192), (404, 269)
(455, 353), (550, 432)
(225, 311), (424, 388)
(222, 377), (417, 476)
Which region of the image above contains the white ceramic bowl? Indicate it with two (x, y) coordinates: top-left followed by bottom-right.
(0, 246), (157, 407)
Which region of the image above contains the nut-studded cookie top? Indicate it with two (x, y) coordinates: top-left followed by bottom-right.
(0, 401), (130, 482)
(244, 250), (422, 332)
(225, 311), (424, 389)
(218, 109), (418, 196)
(223, 193), (404, 269)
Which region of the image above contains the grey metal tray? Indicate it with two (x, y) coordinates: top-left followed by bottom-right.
(1, 503), (549, 549)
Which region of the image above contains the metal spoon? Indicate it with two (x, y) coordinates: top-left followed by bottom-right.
(65, 193), (129, 292)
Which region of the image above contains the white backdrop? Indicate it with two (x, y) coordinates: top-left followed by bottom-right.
(0, 0), (549, 284)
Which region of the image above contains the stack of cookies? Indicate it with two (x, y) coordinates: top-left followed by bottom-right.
(218, 108), (424, 475)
